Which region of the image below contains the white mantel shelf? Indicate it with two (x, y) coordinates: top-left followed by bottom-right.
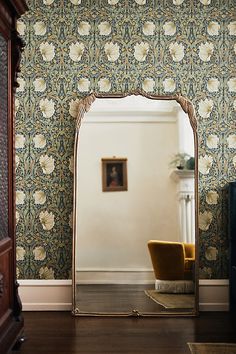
(170, 169), (194, 182)
(170, 169), (195, 194)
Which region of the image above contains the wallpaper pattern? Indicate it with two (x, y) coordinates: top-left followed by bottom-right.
(15, 0), (236, 279)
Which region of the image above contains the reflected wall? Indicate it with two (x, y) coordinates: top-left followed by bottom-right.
(73, 94), (197, 315)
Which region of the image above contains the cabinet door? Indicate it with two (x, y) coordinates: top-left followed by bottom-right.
(229, 182), (236, 313)
(0, 30), (14, 336)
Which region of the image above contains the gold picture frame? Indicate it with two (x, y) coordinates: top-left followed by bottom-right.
(102, 158), (128, 192)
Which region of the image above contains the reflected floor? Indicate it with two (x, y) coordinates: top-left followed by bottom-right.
(75, 284), (194, 315)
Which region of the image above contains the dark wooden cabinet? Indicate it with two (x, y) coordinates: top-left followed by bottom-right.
(0, 1), (28, 353)
(229, 182), (236, 313)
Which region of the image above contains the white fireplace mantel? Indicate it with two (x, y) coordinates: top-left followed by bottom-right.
(171, 169), (195, 244)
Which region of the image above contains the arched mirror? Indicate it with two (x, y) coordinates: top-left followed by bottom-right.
(72, 92), (198, 316)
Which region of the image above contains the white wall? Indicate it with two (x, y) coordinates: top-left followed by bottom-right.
(76, 97), (183, 277)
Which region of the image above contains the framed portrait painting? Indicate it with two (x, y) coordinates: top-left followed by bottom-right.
(102, 158), (128, 192)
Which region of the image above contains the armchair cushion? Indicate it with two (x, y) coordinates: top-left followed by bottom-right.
(148, 240), (195, 291)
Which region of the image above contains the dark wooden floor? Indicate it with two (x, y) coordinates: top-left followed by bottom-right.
(76, 284), (193, 314)
(13, 311), (236, 354)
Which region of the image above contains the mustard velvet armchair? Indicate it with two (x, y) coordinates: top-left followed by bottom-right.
(147, 240), (195, 281)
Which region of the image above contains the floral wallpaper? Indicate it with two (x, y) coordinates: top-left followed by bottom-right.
(15, 0), (236, 279)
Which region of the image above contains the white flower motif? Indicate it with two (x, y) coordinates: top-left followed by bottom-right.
(198, 98), (214, 118)
(200, 0), (211, 4)
(69, 212), (73, 229)
(98, 78), (111, 92)
(39, 42), (55, 61)
(17, 21), (26, 36)
(206, 134), (219, 149)
(69, 42), (85, 61)
(33, 21), (47, 36)
(43, 0), (54, 4)
(16, 211), (20, 225)
(39, 98), (55, 118)
(143, 22), (155, 35)
(234, 100), (236, 111)
(15, 155), (20, 169)
(78, 21), (91, 36)
(142, 78), (155, 92)
(199, 211), (213, 231)
(15, 99), (20, 113)
(39, 155), (55, 174)
(33, 246), (46, 261)
(205, 246), (218, 261)
(163, 78), (176, 92)
(16, 247), (26, 261)
(108, 0), (119, 4)
(207, 22), (220, 36)
(163, 22), (176, 36)
(206, 191), (218, 205)
(70, 0), (81, 4)
(199, 155), (213, 174)
(104, 42), (120, 62)
(173, 0), (184, 4)
(227, 78), (236, 92)
(169, 42), (184, 62)
(39, 210), (55, 230)
(16, 191), (25, 205)
(33, 78), (46, 92)
(69, 156), (74, 173)
(227, 135), (236, 148)
(69, 98), (80, 118)
(34, 191), (46, 205)
(39, 266), (55, 279)
(98, 22), (111, 36)
(207, 78), (219, 92)
(199, 42), (214, 62)
(234, 44), (236, 55)
(134, 42), (149, 62)
(33, 134), (46, 149)
(78, 78), (90, 92)
(16, 78), (25, 92)
(228, 21), (236, 36)
(135, 0), (146, 4)
(233, 156), (236, 169)
(15, 134), (26, 149)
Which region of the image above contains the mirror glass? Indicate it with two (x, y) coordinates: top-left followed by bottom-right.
(73, 94), (197, 316)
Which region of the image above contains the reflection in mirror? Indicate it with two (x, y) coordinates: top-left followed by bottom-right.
(73, 94), (198, 316)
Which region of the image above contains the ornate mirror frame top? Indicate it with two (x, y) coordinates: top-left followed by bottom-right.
(72, 91), (199, 317)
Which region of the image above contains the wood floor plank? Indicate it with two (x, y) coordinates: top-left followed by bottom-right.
(14, 312), (236, 354)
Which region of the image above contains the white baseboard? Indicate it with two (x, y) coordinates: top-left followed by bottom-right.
(18, 279), (229, 312)
(18, 280), (72, 311)
(76, 268), (154, 284)
(199, 279), (229, 311)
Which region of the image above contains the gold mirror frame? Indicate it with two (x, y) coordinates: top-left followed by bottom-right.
(72, 91), (199, 317)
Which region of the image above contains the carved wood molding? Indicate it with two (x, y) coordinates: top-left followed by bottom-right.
(0, 273), (3, 298)
(75, 92), (198, 133)
(12, 30), (25, 91)
(75, 94), (96, 129)
(13, 280), (22, 319)
(9, 0), (28, 17)
(175, 94), (197, 132)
